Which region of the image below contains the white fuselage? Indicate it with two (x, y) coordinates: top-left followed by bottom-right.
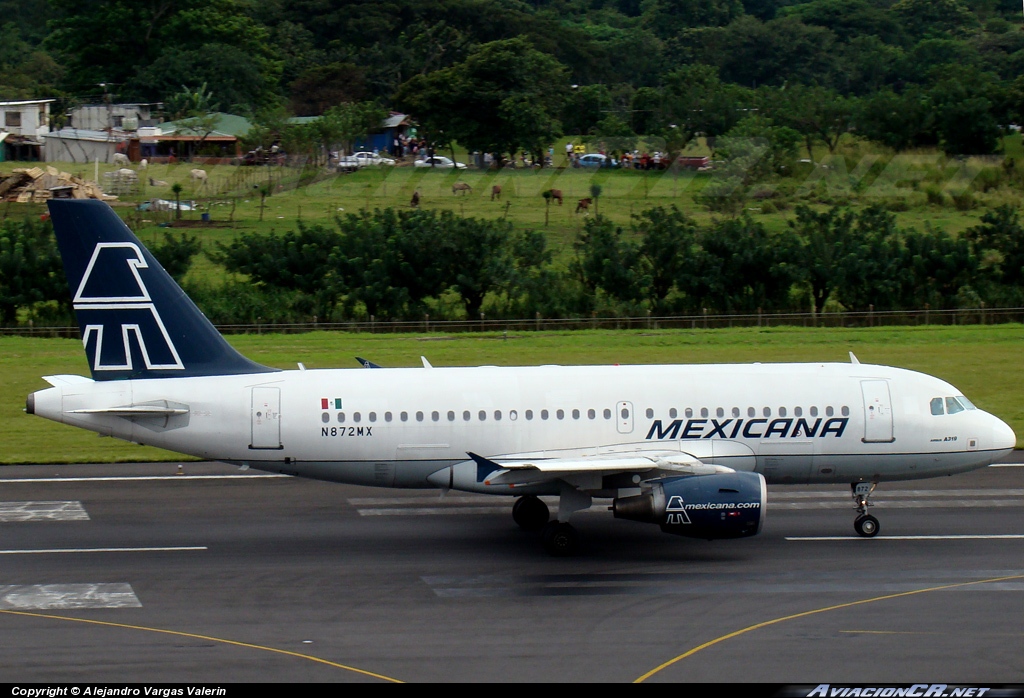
(30, 362), (1016, 495)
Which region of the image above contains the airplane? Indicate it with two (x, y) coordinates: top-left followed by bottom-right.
(26, 200), (1017, 555)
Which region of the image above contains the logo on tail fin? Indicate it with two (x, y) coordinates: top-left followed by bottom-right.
(74, 243), (184, 372)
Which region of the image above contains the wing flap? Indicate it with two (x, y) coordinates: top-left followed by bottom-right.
(469, 451), (734, 486)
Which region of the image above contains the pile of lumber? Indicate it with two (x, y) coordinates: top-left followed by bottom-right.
(0, 166), (116, 202)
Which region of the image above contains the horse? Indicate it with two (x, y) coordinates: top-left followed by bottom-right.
(575, 197), (593, 214)
(545, 189), (563, 205)
(491, 184), (502, 201)
(452, 182), (472, 195)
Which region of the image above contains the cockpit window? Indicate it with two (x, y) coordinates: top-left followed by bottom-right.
(957, 396), (977, 410)
(945, 397), (965, 415)
(930, 398), (944, 415)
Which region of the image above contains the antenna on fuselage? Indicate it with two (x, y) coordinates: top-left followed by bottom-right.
(421, 356), (433, 368)
(849, 352), (861, 364)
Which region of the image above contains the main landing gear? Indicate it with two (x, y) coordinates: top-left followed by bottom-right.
(513, 488), (592, 556)
(851, 482), (880, 538)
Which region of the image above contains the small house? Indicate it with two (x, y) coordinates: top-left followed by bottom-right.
(0, 99), (54, 161)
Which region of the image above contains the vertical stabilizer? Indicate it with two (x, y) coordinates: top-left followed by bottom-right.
(48, 199), (277, 381)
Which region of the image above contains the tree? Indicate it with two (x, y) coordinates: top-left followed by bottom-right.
(764, 85), (855, 159)
(0, 218), (66, 325)
(212, 223), (344, 321)
(573, 216), (643, 307)
(964, 205), (1024, 305)
(151, 231), (201, 283)
(395, 37), (569, 166)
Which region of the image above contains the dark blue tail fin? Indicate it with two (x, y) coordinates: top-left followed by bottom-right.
(48, 199), (277, 381)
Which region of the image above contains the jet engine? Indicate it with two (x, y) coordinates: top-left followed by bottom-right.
(613, 471), (766, 539)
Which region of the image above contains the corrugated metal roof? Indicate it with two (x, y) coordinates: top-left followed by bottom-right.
(382, 113), (410, 128)
(44, 129), (128, 143)
(159, 112), (251, 137)
(0, 99), (56, 107)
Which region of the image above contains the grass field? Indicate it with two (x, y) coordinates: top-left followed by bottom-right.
(3, 324), (1021, 464)
(3, 138), (1018, 285)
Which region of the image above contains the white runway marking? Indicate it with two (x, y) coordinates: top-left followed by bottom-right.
(0, 474), (288, 484)
(0, 583), (141, 610)
(787, 534), (1024, 541)
(0, 501), (89, 522)
(0, 546), (207, 555)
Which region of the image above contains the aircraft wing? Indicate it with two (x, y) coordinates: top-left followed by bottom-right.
(468, 451), (734, 487)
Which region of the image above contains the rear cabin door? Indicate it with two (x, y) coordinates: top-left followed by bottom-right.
(861, 380), (894, 443)
(251, 386), (282, 449)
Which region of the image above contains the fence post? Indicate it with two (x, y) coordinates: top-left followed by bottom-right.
(869, 304), (874, 328)
(536, 311), (541, 332)
(924, 303), (929, 326)
(425, 313), (429, 333)
(757, 307), (762, 328)
(702, 307), (708, 329)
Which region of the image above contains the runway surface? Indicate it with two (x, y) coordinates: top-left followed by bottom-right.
(1, 454), (1022, 683)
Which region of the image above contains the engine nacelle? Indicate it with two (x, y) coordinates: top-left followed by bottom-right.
(613, 472), (766, 539)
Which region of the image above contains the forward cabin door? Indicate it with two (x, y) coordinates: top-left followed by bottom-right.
(861, 380), (894, 443)
(251, 386), (282, 449)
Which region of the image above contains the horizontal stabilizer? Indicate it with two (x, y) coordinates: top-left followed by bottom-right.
(67, 400), (189, 418)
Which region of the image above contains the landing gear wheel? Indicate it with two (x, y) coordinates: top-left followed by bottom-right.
(512, 495), (549, 531)
(855, 514), (880, 538)
(542, 521), (579, 557)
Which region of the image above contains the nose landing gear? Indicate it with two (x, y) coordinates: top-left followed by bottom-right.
(852, 482), (880, 537)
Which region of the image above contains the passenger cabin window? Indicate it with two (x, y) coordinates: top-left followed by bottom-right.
(542, 410), (549, 420)
(526, 410), (534, 420)
(669, 408), (678, 418)
(337, 412), (345, 423)
(588, 409), (596, 419)
(646, 408), (654, 418)
(603, 409), (611, 419)
(463, 411), (471, 421)
(415, 411), (424, 422)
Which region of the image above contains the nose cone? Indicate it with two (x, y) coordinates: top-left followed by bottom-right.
(992, 416), (1017, 455)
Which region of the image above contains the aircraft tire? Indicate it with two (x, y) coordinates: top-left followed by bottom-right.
(854, 514), (880, 538)
(512, 495), (549, 531)
(542, 522), (579, 556)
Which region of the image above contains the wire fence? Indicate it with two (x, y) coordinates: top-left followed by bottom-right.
(4, 306), (1024, 338)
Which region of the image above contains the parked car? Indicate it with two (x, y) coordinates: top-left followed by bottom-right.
(353, 151), (396, 166)
(414, 156), (467, 169)
(576, 153), (610, 168)
(336, 151), (396, 172)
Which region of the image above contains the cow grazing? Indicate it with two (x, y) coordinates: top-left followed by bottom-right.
(491, 184), (502, 201)
(575, 197), (593, 214)
(545, 189), (563, 205)
(190, 169), (208, 186)
(410, 191), (420, 208)
(112, 153), (130, 166)
(452, 182), (472, 195)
